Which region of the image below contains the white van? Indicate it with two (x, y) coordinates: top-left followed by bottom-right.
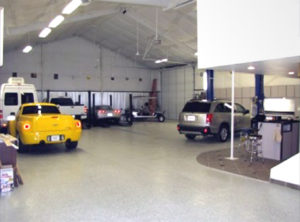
(0, 77), (38, 132)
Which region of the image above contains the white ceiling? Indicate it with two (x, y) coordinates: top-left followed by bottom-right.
(0, 0), (197, 68)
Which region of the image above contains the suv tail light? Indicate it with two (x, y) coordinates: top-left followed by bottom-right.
(84, 106), (88, 114)
(206, 113), (213, 124)
(0, 110), (2, 119)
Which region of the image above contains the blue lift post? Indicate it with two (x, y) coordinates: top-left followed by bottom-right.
(206, 69), (214, 101)
(255, 74), (264, 114)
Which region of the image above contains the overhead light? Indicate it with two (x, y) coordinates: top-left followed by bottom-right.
(22, 45), (32, 53)
(247, 65), (255, 70)
(62, 0), (82, 15)
(39, 27), (52, 38)
(288, 71), (295, 75)
(49, 15), (65, 28)
(194, 52), (198, 56)
(155, 58), (168, 64)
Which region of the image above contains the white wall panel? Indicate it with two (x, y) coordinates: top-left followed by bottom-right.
(197, 0), (300, 68)
(295, 85), (300, 98)
(264, 86), (271, 97)
(271, 86), (279, 98)
(287, 85), (295, 98)
(0, 37), (153, 93)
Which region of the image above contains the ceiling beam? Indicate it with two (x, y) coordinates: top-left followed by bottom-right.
(94, 0), (169, 7)
(5, 8), (118, 37)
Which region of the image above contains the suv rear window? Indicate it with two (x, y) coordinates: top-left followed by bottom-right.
(182, 102), (211, 113)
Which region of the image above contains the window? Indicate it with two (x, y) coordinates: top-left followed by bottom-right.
(12, 72), (17, 77)
(235, 103), (245, 113)
(31, 73), (37, 78)
(54, 73), (59, 80)
(50, 98), (73, 106)
(21, 93), (34, 104)
(5, 93), (18, 106)
(215, 103), (231, 113)
(23, 105), (60, 115)
(182, 102), (211, 113)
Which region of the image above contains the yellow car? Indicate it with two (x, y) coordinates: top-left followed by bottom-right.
(8, 103), (82, 152)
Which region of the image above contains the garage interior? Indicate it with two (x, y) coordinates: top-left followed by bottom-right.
(0, 0), (300, 221)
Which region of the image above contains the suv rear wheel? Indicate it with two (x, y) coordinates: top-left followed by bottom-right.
(185, 134), (196, 140)
(218, 124), (229, 142)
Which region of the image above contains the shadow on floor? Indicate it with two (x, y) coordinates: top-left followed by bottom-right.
(197, 147), (279, 181)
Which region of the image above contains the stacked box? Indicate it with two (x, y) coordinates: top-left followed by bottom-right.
(0, 165), (14, 193)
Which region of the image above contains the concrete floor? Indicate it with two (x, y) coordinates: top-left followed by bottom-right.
(0, 121), (299, 222)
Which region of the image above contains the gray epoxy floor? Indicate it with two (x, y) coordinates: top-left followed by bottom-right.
(0, 121), (299, 222)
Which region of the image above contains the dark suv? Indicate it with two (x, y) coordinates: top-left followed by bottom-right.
(177, 100), (250, 142)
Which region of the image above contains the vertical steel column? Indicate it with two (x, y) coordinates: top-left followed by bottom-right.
(88, 91), (91, 126)
(206, 69), (214, 101)
(255, 74), (264, 114)
(78, 94), (81, 104)
(92, 93), (95, 124)
(110, 95), (113, 107)
(46, 90), (50, 102)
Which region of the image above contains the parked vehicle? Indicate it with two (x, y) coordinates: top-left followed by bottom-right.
(46, 97), (87, 121)
(125, 108), (165, 122)
(177, 99), (250, 142)
(93, 105), (122, 124)
(0, 77), (38, 133)
(8, 102), (82, 152)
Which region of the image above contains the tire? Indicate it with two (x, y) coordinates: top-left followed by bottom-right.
(157, 115), (165, 122)
(185, 134), (196, 140)
(218, 124), (229, 142)
(126, 115), (133, 123)
(17, 133), (27, 153)
(65, 140), (78, 150)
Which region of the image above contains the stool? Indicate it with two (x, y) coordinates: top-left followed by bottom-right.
(246, 134), (263, 164)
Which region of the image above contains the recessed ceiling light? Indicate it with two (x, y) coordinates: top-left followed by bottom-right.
(288, 71), (295, 75)
(39, 27), (52, 38)
(49, 15), (65, 28)
(247, 65), (255, 70)
(22, 45), (32, 53)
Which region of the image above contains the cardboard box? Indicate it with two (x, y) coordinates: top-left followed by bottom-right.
(0, 165), (14, 193)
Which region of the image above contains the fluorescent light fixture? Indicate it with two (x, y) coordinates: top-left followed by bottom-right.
(49, 15), (65, 28)
(203, 71), (208, 90)
(62, 0), (82, 15)
(288, 71), (295, 75)
(247, 65), (255, 70)
(22, 45), (32, 53)
(39, 27), (52, 38)
(155, 58), (168, 64)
